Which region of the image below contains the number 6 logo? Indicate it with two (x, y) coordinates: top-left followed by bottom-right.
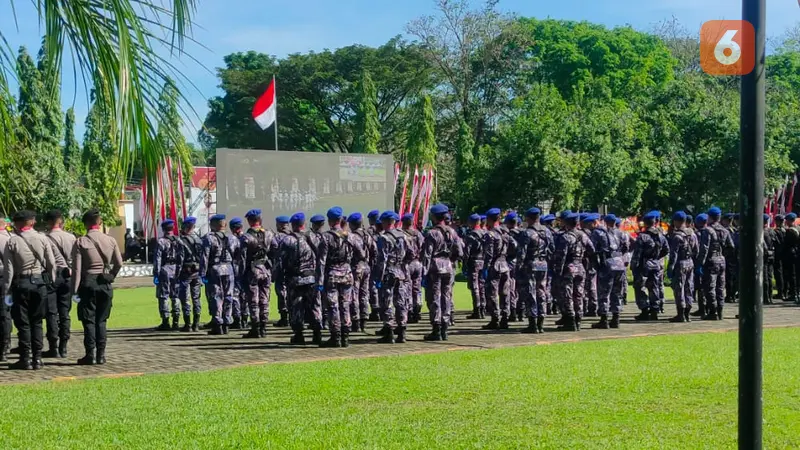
(701, 20), (755, 76)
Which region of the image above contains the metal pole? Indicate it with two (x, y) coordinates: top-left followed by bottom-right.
(739, 0), (765, 448)
(273, 74), (279, 151)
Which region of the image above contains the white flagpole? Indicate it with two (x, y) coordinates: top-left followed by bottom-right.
(273, 75), (279, 151)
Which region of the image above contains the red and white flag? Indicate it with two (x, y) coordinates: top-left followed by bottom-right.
(252, 78), (277, 130)
(421, 168), (434, 227)
(788, 174), (798, 215)
(398, 166), (410, 217)
(408, 167), (419, 218)
(413, 168), (428, 226)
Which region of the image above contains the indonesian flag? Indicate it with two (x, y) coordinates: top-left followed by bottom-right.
(398, 166), (410, 218)
(788, 174), (798, 214)
(252, 78), (277, 130)
(408, 167), (419, 219)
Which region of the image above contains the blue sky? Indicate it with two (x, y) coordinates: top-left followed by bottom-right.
(2, 0), (799, 142)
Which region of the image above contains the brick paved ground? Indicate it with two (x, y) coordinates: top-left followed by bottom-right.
(2, 302), (798, 385)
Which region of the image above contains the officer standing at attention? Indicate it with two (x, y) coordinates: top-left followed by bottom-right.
(420, 204), (460, 341)
(614, 218), (631, 307)
(592, 214), (626, 329)
(631, 211), (669, 321)
(463, 214), (486, 320)
(200, 214), (235, 335)
(374, 211), (408, 344)
(273, 215), (292, 327)
(666, 211), (696, 323)
(763, 214), (777, 305)
(482, 208), (511, 330)
(502, 212), (522, 322)
(2, 210), (56, 370)
(43, 210), (76, 358)
(281, 213), (323, 345)
(706, 207), (735, 318)
(542, 214), (558, 314)
(308, 215), (325, 328)
(517, 207), (553, 334)
(722, 213), (739, 303)
(552, 212), (592, 331)
(176, 217), (203, 332)
(228, 218), (245, 329)
(71, 209), (122, 365)
(773, 214), (786, 301)
(580, 214), (600, 317)
(0, 216), (10, 361)
(240, 209), (277, 339)
(783, 213), (799, 303)
(154, 219), (180, 331)
(348, 213), (373, 333)
(366, 209), (382, 321)
(401, 213), (425, 324)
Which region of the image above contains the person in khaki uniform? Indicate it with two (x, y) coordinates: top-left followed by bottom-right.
(70, 209), (123, 366)
(43, 210), (76, 359)
(2, 210), (57, 370)
(0, 216), (12, 361)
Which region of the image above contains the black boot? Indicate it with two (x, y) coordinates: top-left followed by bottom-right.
(243, 322), (260, 338)
(691, 303), (705, 317)
(649, 310), (659, 321)
(274, 312), (289, 327)
(171, 316), (180, 331)
(290, 329), (306, 345)
(670, 307), (685, 323)
(684, 307), (692, 322)
(610, 314), (620, 329)
(375, 325), (391, 336)
(521, 318), (538, 334)
(368, 311), (380, 322)
(32, 354), (44, 370)
(42, 339), (60, 358)
(703, 306), (717, 321)
(312, 328), (323, 346)
(479, 307), (486, 319)
(77, 350), (95, 366)
(181, 315), (192, 332)
(591, 315), (609, 329)
(441, 323), (449, 341)
(259, 321), (267, 337)
(0, 345), (6, 362)
(341, 330), (350, 348)
(192, 314), (201, 332)
(10, 353), (33, 370)
(156, 317), (171, 331)
(499, 315), (509, 330)
(96, 348), (106, 365)
(482, 317), (499, 330)
(508, 311), (518, 323)
(634, 310), (651, 321)
(585, 309), (597, 318)
(467, 308), (481, 320)
(556, 315), (577, 332)
(207, 322), (223, 335)
(58, 339), (68, 359)
(537, 316), (545, 334)
(221, 323), (229, 335)
(322, 332), (342, 348)
(407, 313), (419, 324)
(424, 324), (442, 341)
(555, 314), (568, 326)
(575, 316), (582, 331)
(377, 328), (395, 344)
(359, 319), (367, 334)
(716, 306), (724, 320)
(395, 327), (406, 344)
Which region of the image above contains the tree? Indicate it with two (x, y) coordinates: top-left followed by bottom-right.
(63, 108), (81, 178)
(352, 71), (381, 154)
(405, 95), (438, 170)
(454, 118), (477, 214)
(83, 98), (121, 225)
(157, 79), (193, 195)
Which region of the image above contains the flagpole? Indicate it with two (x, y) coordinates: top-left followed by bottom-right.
(273, 74), (279, 151)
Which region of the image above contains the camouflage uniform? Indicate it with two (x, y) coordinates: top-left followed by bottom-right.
(176, 231), (203, 329)
(504, 226), (523, 320)
(240, 227), (277, 335)
(773, 224), (786, 300)
(273, 229), (292, 325)
(552, 228), (594, 328)
(402, 228), (425, 321)
(280, 231), (323, 336)
(697, 222), (735, 317)
(154, 235), (180, 325)
(631, 226), (669, 316)
(581, 228), (599, 316)
(421, 224), (461, 332)
(516, 223), (553, 331)
(618, 229), (632, 305)
(763, 226), (777, 304)
(307, 229), (323, 326)
(724, 224), (739, 303)
(351, 227), (374, 330)
(200, 231), (235, 333)
(318, 227), (363, 343)
(367, 225), (382, 319)
(483, 226), (511, 327)
(229, 232), (246, 326)
(593, 227), (627, 320)
(463, 228), (486, 317)
(375, 228), (408, 336)
(667, 227), (697, 316)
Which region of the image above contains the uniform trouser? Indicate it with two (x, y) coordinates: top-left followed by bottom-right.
(793, 259), (800, 301)
(783, 257), (796, 298)
(703, 260), (726, 309)
(178, 274), (202, 317)
(637, 268), (664, 311)
(275, 278), (288, 314)
(632, 274), (648, 311)
(11, 279), (48, 358)
(157, 266), (179, 320)
(764, 260), (774, 303)
(621, 268), (628, 304)
(246, 274), (272, 323)
(206, 271), (234, 325)
(370, 267), (380, 313)
(0, 282), (11, 350)
(231, 277), (243, 319)
(381, 277), (407, 329)
(671, 266), (694, 310)
(77, 276), (113, 353)
(425, 272), (453, 326)
(725, 261), (738, 301)
(598, 270), (626, 315)
(485, 270), (510, 320)
(407, 261), (423, 313)
(325, 282), (353, 333)
(466, 262), (486, 310)
(584, 271), (597, 313)
(557, 267), (585, 318)
(507, 268), (518, 315)
(774, 259), (785, 298)
(518, 271), (547, 318)
(289, 283), (322, 331)
(45, 274), (71, 344)
(351, 267), (370, 322)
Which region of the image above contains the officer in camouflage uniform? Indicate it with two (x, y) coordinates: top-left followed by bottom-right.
(704, 207), (736, 318)
(444, 213), (463, 326)
(542, 214), (557, 314)
(502, 212), (522, 321)
(482, 208), (511, 330)
(366, 209), (382, 321)
(308, 214), (326, 328)
(273, 215), (292, 327)
(421, 204), (461, 341)
(615, 218), (631, 307)
(347, 213), (372, 333)
(374, 211), (408, 344)
(591, 214), (627, 329)
(463, 214), (486, 319)
(784, 213), (799, 303)
(200, 214), (235, 335)
(228, 218), (246, 329)
(401, 213), (425, 324)
(666, 211), (697, 323)
(240, 209), (277, 339)
(153, 219), (180, 331)
(722, 213), (739, 303)
(552, 212), (593, 331)
(763, 214), (777, 305)
(773, 214), (786, 301)
(518, 207), (553, 334)
(631, 211), (669, 321)
(176, 217), (203, 332)
(278, 213), (323, 345)
(581, 214), (599, 317)
(318, 207), (363, 348)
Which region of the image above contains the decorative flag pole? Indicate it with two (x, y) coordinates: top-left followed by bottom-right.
(253, 76), (278, 150)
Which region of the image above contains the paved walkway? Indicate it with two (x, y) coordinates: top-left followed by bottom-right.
(2, 303), (799, 385)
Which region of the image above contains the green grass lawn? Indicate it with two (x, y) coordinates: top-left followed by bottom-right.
(1, 328), (798, 449)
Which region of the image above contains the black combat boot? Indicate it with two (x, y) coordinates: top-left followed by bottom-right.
(259, 321), (267, 337)
(521, 318), (538, 334)
(499, 315), (509, 330)
(243, 322), (260, 339)
(375, 325), (391, 336)
(407, 313), (419, 324)
(634, 310), (651, 321)
(156, 317), (171, 331)
(322, 332), (342, 348)
(574, 316), (582, 331)
(537, 316), (545, 334)
(207, 322), (223, 335)
(482, 317), (499, 330)
(290, 329), (306, 345)
(42, 339), (60, 358)
(0, 345), (6, 362)
(441, 323), (449, 341)
(377, 328), (395, 344)
(359, 319), (367, 334)
(670, 307), (685, 323)
(508, 311), (517, 323)
(341, 329), (350, 348)
(609, 314), (620, 329)
(10, 352), (33, 370)
(395, 327), (407, 344)
(585, 309), (597, 318)
(274, 312), (289, 327)
(467, 308), (481, 320)
(32, 353), (44, 370)
(555, 314), (569, 326)
(368, 310), (380, 322)
(96, 348), (106, 365)
(312, 327), (323, 346)
(424, 324), (442, 341)
(591, 315), (609, 329)
(556, 315), (577, 332)
(181, 315), (192, 332)
(716, 306), (723, 320)
(703, 306), (717, 321)
(58, 339), (68, 358)
(77, 349), (95, 366)
(649, 309), (659, 321)
(684, 307), (692, 322)
(479, 307), (486, 319)
(691, 303), (705, 317)
(192, 314), (201, 332)
(221, 323), (229, 335)
(172, 316), (180, 331)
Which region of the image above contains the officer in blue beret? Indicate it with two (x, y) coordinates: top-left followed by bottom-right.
(707, 207), (736, 317)
(500, 211), (523, 322)
(463, 213), (487, 320)
(720, 213), (739, 304)
(238, 208), (278, 338)
(420, 204), (463, 341)
(374, 211), (409, 344)
(551, 212), (593, 331)
(401, 212), (425, 325)
(577, 214), (601, 318)
(481, 208), (513, 330)
(590, 212), (627, 330)
(783, 213), (800, 303)
(764, 213), (777, 305)
(153, 219), (180, 331)
(271, 215), (293, 327)
(365, 210), (383, 321)
(227, 218), (247, 330)
(518, 206), (554, 332)
(347, 212), (373, 333)
(665, 211), (696, 323)
(695, 209), (734, 320)
(200, 213), (235, 335)
(174, 216), (203, 332)
(630, 209), (669, 322)
(773, 214), (787, 301)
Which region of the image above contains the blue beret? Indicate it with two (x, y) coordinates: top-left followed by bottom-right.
(310, 214), (325, 223)
(380, 211), (399, 222)
(525, 207), (541, 216)
(486, 208), (501, 217)
(776, 214), (785, 220)
(542, 214), (556, 223)
(696, 213), (709, 222)
(276, 215), (290, 224)
(603, 214), (617, 223)
(581, 214), (598, 224)
(229, 217), (243, 227)
(245, 209), (261, 218)
(708, 207), (722, 217)
(480, 215), (487, 220)
(648, 210), (661, 219)
(564, 212), (579, 221)
(182, 217), (197, 226)
(764, 214), (771, 222)
(290, 212), (305, 223)
(734, 213), (740, 220)
(468, 213), (480, 221)
(430, 204), (449, 215)
(348, 212), (363, 223)
(559, 211), (572, 220)
(504, 212), (518, 222)
(615, 218), (622, 226)
(210, 214), (226, 222)
(686, 215), (693, 222)
(161, 219), (175, 227)
(402, 213), (414, 222)
(672, 211), (687, 221)
(787, 213), (797, 220)
(368, 210), (380, 219)
(327, 206), (343, 220)
(723, 212), (734, 219)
